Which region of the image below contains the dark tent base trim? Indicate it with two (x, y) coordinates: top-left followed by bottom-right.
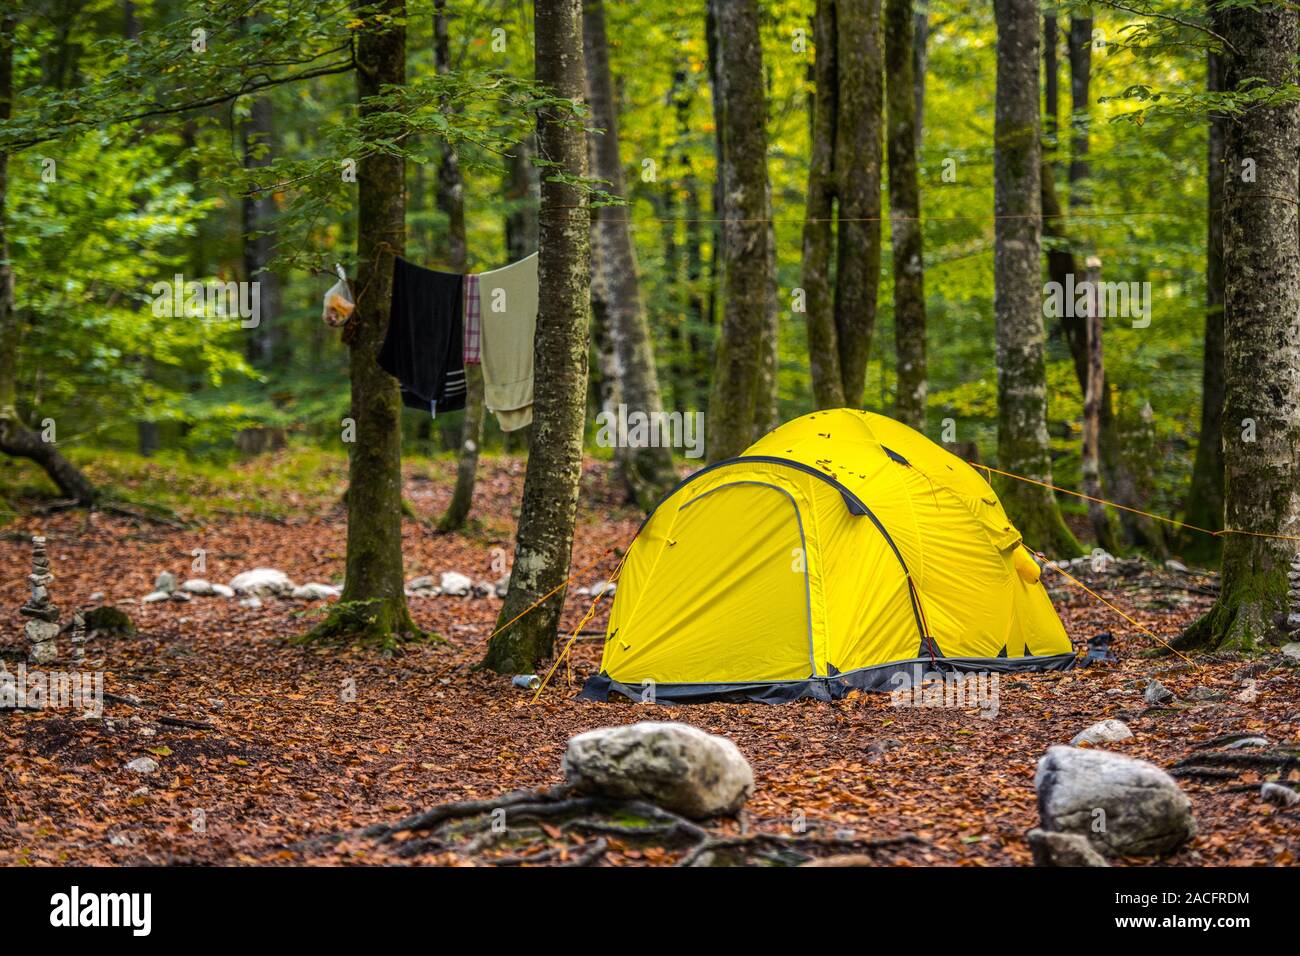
(579, 654), (1078, 704)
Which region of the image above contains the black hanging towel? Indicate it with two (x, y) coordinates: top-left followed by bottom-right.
(378, 257), (466, 416)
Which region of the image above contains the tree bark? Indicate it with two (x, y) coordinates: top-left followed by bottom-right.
(434, 0), (483, 533)
(483, 0), (591, 673)
(0, 14), (97, 504)
(886, 0), (926, 431)
(993, 0), (1078, 556)
(1043, 12), (1058, 157)
(1066, 15), (1092, 209)
(1081, 256), (1108, 546)
(1179, 4), (1300, 651)
(833, 0), (884, 408)
(583, 0), (677, 509)
(306, 0), (419, 645)
(1182, 48), (1226, 560)
(241, 95), (281, 367)
(706, 0), (773, 461)
(801, 0), (845, 410)
(913, 0), (928, 152)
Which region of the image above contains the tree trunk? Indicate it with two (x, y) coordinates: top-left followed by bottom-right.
(583, 0), (677, 509)
(833, 0), (884, 408)
(1081, 255), (1109, 546)
(886, 0), (926, 431)
(0, 14), (97, 504)
(1043, 13), (1058, 157)
(706, 0), (773, 461)
(483, 0), (591, 673)
(1182, 48), (1227, 561)
(993, 0), (1078, 557)
(1066, 15), (1091, 209)
(801, 0), (845, 410)
(305, 0), (419, 646)
(913, 0), (928, 152)
(1179, 4), (1300, 652)
(434, 0), (483, 533)
(241, 95), (281, 367)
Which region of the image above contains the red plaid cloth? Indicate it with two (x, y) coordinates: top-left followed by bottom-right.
(463, 273), (482, 365)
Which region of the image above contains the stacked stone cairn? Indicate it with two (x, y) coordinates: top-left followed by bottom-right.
(21, 535), (60, 664)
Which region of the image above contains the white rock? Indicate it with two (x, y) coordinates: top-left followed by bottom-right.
(239, 596), (263, 609)
(1281, 643), (1300, 662)
(1035, 745), (1195, 857)
(440, 571), (472, 596)
(126, 757), (159, 774)
(563, 721), (754, 819)
(109, 834), (131, 847)
(28, 640), (58, 665)
(1261, 783), (1300, 808)
(89, 592), (105, 602)
(142, 590), (170, 603)
(407, 575), (437, 590)
(589, 580), (617, 598)
(211, 584), (235, 599)
(1164, 559), (1189, 574)
(154, 571), (177, 594)
(229, 568), (293, 596)
(1070, 719), (1134, 747)
(128, 786), (150, 798)
(1027, 828), (1110, 867)
(1223, 736), (1270, 749)
(169, 590), (191, 602)
(291, 583), (341, 600)
(181, 579), (215, 596)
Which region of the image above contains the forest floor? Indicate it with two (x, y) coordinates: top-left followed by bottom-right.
(0, 450), (1297, 866)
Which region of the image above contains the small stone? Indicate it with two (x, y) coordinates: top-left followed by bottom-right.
(291, 583), (341, 600)
(139, 727), (156, 737)
(1261, 783), (1300, 808)
(154, 571), (177, 594)
(109, 834), (131, 847)
(128, 786), (150, 798)
(239, 596), (263, 609)
(229, 568), (293, 597)
(169, 590), (191, 602)
(407, 575), (436, 590)
(1027, 828), (1110, 867)
(1223, 736), (1269, 749)
(142, 591), (170, 604)
(28, 640), (58, 665)
(589, 580), (616, 598)
(494, 574), (510, 597)
(1280, 643), (1300, 662)
(1070, 719), (1134, 747)
(1164, 559), (1189, 574)
(1285, 614), (1300, 630)
(181, 579), (215, 596)
(1143, 679), (1174, 705)
(25, 619), (60, 644)
(864, 738), (905, 755)
(1184, 686), (1226, 702)
(211, 584), (235, 599)
(126, 757), (159, 774)
(89, 591), (105, 602)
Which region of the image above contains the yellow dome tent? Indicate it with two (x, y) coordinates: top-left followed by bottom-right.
(582, 409), (1075, 704)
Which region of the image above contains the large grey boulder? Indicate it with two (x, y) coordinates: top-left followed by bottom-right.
(563, 722), (754, 819)
(1035, 745), (1195, 857)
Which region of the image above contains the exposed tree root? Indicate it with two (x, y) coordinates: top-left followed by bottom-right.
(292, 785), (924, 867)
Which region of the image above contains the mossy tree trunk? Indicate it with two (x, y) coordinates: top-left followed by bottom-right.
(305, 0), (420, 646)
(583, 0), (677, 510)
(706, 0), (773, 461)
(0, 14), (97, 505)
(885, 0), (926, 432)
(435, 0), (483, 533)
(483, 0), (591, 674)
(1178, 4), (1300, 653)
(992, 0), (1079, 558)
(1181, 48), (1226, 564)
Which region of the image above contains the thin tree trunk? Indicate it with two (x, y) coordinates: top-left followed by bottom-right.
(802, 0), (846, 410)
(583, 0), (677, 508)
(1179, 4), (1300, 652)
(1043, 12), (1058, 158)
(706, 0), (773, 461)
(0, 14), (97, 504)
(435, 0), (483, 533)
(913, 0), (928, 152)
(833, 0), (884, 408)
(1066, 15), (1092, 209)
(241, 95), (281, 367)
(306, 0), (419, 645)
(1081, 255), (1108, 545)
(1182, 48), (1226, 560)
(886, 0), (926, 431)
(483, 0), (591, 673)
(993, 0), (1078, 557)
